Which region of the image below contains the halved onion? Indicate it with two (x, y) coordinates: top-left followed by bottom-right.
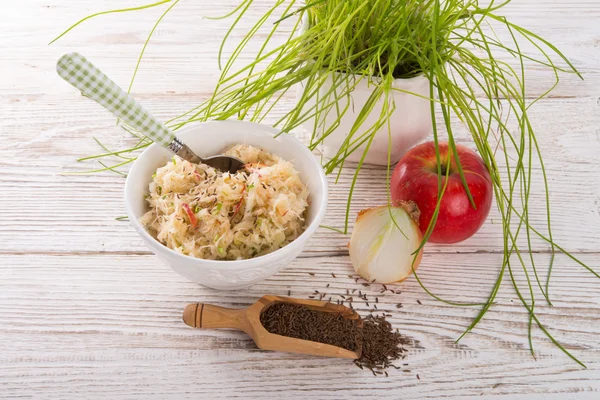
(349, 204), (423, 283)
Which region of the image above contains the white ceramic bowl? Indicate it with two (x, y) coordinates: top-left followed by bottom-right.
(125, 120), (328, 290)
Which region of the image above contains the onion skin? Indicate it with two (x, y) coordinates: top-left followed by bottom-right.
(349, 205), (423, 284)
(397, 243), (423, 284)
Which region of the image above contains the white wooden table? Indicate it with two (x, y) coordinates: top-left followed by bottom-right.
(2, 1), (600, 398)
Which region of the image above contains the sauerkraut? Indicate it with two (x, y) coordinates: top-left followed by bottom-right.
(140, 144), (310, 260)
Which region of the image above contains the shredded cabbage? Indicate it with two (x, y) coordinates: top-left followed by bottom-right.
(140, 144), (310, 260)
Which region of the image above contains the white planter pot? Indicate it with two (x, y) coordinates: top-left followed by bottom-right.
(299, 73), (433, 165)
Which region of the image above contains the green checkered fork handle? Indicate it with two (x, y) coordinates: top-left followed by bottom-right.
(56, 52), (175, 147)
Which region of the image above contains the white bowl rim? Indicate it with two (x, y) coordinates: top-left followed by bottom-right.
(124, 120), (328, 270)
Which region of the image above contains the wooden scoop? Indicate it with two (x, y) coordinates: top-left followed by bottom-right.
(182, 295), (362, 359)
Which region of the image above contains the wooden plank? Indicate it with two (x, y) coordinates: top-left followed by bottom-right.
(1, 1), (599, 398)
(1, 253), (599, 399)
(1, 96), (599, 254)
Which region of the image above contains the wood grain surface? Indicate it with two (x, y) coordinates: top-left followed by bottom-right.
(1, 1), (600, 399)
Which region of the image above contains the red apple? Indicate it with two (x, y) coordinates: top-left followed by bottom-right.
(390, 141), (493, 244)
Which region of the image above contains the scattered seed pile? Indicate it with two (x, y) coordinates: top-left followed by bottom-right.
(260, 302), (361, 351)
(260, 302), (410, 374)
(355, 315), (410, 374)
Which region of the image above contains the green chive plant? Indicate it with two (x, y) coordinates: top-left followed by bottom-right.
(53, 0), (598, 366)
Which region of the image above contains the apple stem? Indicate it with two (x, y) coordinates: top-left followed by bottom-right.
(438, 164), (448, 176)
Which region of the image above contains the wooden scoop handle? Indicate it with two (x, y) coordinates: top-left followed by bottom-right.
(182, 303), (248, 332)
